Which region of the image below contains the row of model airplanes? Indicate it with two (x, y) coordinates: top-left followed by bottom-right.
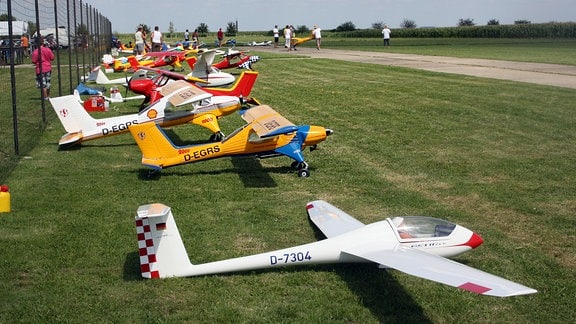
(52, 47), (332, 177)
(49, 46), (536, 298)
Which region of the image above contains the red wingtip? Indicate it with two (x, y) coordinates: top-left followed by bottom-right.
(465, 232), (484, 249)
(306, 203), (314, 210)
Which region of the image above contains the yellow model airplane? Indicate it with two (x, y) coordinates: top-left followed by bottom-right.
(292, 35), (314, 48)
(129, 105), (333, 177)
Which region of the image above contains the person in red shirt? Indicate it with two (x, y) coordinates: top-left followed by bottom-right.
(217, 28), (223, 47)
(31, 37), (55, 100)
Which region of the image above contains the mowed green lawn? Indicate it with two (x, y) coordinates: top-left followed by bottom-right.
(0, 45), (575, 322)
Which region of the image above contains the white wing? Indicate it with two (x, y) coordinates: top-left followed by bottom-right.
(342, 243), (537, 297)
(306, 200), (365, 238)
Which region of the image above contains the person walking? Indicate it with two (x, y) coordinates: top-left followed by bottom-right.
(382, 25), (391, 47)
(284, 25), (292, 51)
(31, 37), (54, 100)
(312, 25), (322, 50)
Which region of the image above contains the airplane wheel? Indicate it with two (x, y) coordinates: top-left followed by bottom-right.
(298, 169), (310, 178)
(291, 161), (308, 170)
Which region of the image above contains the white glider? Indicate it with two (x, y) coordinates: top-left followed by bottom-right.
(134, 201), (537, 297)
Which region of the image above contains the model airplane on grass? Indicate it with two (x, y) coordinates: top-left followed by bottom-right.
(74, 82), (145, 104)
(127, 67), (260, 109)
(129, 49), (198, 71)
(248, 40), (272, 46)
(211, 48), (260, 70)
(184, 50), (235, 87)
(135, 200), (537, 297)
(129, 104), (333, 177)
(81, 66), (132, 85)
(49, 80), (244, 148)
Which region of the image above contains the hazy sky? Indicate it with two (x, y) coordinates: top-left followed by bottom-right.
(89, 0), (574, 34)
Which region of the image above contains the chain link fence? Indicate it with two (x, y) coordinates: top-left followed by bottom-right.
(0, 0), (111, 182)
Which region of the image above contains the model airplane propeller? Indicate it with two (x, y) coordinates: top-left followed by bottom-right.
(49, 80), (244, 148)
(135, 200), (537, 297)
(128, 105), (333, 177)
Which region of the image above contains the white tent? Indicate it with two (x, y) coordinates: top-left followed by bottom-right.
(0, 21), (28, 37)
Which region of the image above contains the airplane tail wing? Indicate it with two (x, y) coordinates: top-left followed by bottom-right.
(128, 122), (179, 170)
(135, 203), (194, 278)
(127, 55), (141, 70)
(49, 95), (97, 133)
(204, 71), (259, 97)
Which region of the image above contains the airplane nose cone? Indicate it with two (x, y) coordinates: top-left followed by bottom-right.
(326, 128), (334, 136)
(304, 126), (332, 146)
(465, 232), (484, 249)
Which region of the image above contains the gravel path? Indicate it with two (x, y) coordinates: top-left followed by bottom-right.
(256, 46), (576, 89)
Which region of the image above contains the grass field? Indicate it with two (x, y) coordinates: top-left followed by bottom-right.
(1, 43), (575, 322)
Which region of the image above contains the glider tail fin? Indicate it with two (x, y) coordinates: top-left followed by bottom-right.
(135, 203), (193, 278)
(128, 122), (179, 170)
(95, 68), (112, 84)
(49, 95), (97, 134)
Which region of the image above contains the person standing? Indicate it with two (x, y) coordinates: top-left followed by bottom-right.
(273, 25), (279, 48)
(312, 25), (322, 50)
(134, 26), (145, 55)
(151, 26), (163, 52)
(382, 25), (391, 47)
(192, 29), (199, 47)
(20, 34), (29, 57)
(31, 37), (54, 100)
(184, 29), (190, 42)
(283, 25), (291, 51)
(217, 28), (224, 47)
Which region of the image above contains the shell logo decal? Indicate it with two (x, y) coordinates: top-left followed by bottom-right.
(147, 109), (158, 119)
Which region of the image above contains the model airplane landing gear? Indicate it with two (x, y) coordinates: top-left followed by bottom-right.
(209, 131), (225, 142)
(291, 161), (310, 177)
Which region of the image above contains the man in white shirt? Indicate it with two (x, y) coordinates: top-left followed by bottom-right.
(382, 25), (391, 47)
(273, 25), (279, 48)
(312, 25), (322, 50)
(151, 26), (163, 52)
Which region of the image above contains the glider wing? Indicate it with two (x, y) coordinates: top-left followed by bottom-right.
(306, 200), (365, 238)
(342, 243), (537, 297)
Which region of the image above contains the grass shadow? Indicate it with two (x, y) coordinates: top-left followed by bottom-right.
(306, 218), (431, 322)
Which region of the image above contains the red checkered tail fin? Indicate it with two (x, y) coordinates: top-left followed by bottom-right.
(135, 203), (193, 279)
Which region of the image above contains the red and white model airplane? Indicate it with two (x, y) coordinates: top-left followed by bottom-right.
(49, 80), (243, 148)
(211, 48), (260, 70)
(135, 200), (537, 297)
(126, 67), (259, 109)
